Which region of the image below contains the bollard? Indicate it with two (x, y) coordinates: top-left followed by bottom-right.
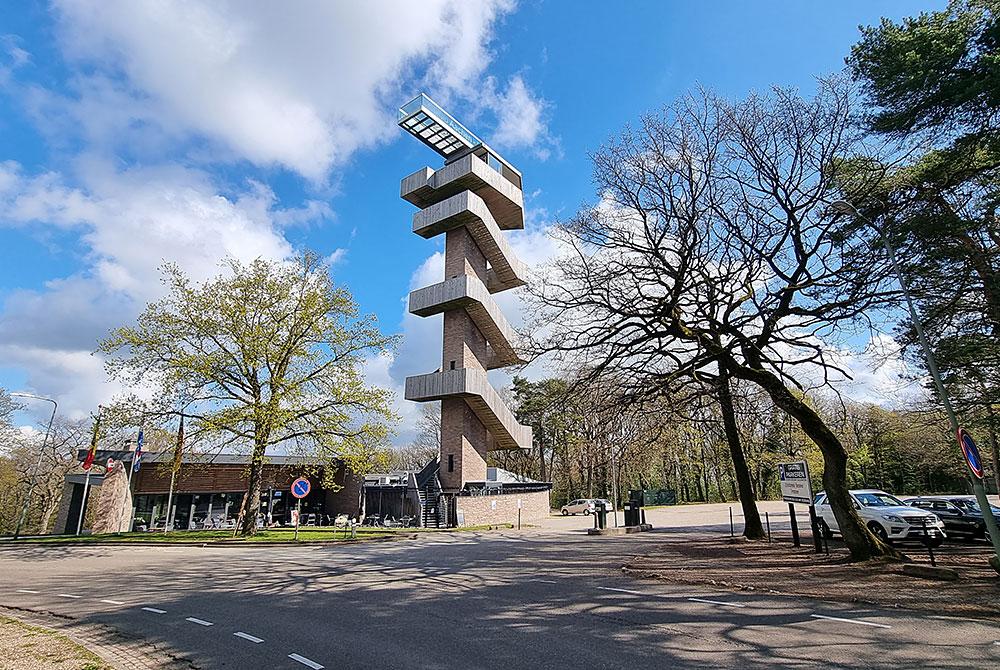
(921, 518), (936, 566)
(766, 512), (772, 543)
(730, 506), (734, 538)
(808, 505), (823, 554)
(789, 502), (800, 548)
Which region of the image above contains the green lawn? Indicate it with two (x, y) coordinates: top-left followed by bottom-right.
(5, 523), (513, 544)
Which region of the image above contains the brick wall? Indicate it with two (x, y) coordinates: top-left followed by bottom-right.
(455, 489), (550, 527)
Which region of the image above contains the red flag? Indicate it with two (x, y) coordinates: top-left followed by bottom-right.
(82, 410), (101, 470)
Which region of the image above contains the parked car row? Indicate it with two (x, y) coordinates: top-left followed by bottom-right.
(812, 488), (1000, 547)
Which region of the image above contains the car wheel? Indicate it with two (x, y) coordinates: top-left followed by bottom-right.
(867, 521), (890, 544)
(561, 509), (568, 516)
(584, 509), (591, 515)
(818, 519), (833, 539)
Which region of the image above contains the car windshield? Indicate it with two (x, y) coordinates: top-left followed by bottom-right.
(958, 500), (1000, 514)
(853, 492), (905, 507)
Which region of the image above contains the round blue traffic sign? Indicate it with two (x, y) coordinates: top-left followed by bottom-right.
(291, 477), (311, 499)
(957, 428), (985, 479)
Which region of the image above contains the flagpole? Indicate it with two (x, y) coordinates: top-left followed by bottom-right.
(122, 438), (136, 533)
(76, 469), (91, 536)
(78, 406), (102, 536)
(164, 469), (176, 533)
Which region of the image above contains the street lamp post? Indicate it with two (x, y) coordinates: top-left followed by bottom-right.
(10, 393), (58, 539)
(832, 200), (1000, 568)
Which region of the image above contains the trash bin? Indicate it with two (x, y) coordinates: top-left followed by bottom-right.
(624, 502), (640, 527)
(596, 501), (608, 529)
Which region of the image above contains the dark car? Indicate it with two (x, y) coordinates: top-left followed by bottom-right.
(903, 496), (990, 540)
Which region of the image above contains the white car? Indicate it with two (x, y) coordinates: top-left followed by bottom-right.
(814, 489), (946, 547)
(560, 498), (614, 516)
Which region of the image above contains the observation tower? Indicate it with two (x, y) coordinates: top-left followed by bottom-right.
(398, 93), (532, 526)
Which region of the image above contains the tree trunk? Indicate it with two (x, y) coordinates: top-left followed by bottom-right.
(238, 438), (267, 537)
(717, 362), (766, 540)
(986, 404), (1000, 496)
(731, 359), (901, 561)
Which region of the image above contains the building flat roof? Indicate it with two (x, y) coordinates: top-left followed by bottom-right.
(76, 449), (326, 467)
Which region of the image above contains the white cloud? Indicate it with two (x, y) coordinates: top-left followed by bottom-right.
(481, 75), (559, 160)
(0, 160), (320, 420)
(49, 0), (524, 181)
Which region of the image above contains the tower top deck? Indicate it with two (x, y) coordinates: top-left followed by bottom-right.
(398, 92), (522, 188)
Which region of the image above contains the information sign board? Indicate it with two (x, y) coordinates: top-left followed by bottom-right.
(778, 461), (813, 505)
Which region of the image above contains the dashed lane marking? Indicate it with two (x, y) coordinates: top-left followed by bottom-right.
(688, 597), (746, 608)
(186, 617), (213, 626)
(597, 587), (648, 596)
(233, 632), (263, 643)
(141, 607), (166, 614)
(57, 594), (82, 599)
(100, 599), (126, 605)
(15, 589), (39, 594)
(289, 653), (324, 669)
(810, 614), (891, 629)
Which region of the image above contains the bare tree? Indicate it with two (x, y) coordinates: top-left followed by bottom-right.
(387, 404), (440, 471)
(529, 80), (901, 560)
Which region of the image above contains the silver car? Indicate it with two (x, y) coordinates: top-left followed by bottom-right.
(814, 489), (946, 547)
(560, 498), (614, 515)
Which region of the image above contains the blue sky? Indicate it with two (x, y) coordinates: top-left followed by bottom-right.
(0, 1), (941, 438)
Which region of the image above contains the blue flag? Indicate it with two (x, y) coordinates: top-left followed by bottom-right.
(134, 429), (144, 472)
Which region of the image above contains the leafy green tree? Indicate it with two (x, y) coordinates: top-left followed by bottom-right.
(849, 0), (1000, 491)
(101, 253), (397, 536)
(850, 0), (1000, 154)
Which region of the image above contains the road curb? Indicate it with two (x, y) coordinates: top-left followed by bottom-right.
(0, 533), (417, 548)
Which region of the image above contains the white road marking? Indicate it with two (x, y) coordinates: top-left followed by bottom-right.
(233, 632), (263, 643)
(16, 589), (39, 594)
(810, 614), (891, 629)
(536, 579), (558, 584)
(57, 594), (82, 599)
(141, 607), (166, 614)
(186, 617), (213, 626)
(597, 587), (647, 596)
(100, 599), (126, 605)
(288, 653), (324, 669)
(688, 597), (746, 608)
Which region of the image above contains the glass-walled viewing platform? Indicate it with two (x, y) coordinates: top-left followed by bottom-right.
(398, 93), (523, 190)
(398, 93), (482, 157)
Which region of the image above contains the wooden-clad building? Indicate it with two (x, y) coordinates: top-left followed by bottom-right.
(54, 450), (363, 534)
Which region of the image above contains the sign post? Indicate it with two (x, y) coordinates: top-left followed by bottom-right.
(290, 477), (311, 541)
(778, 461), (813, 549)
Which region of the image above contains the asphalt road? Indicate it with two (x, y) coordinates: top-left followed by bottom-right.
(2, 510), (999, 669)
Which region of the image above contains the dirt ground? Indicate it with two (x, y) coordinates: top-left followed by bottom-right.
(625, 535), (1000, 618)
(0, 616), (111, 670)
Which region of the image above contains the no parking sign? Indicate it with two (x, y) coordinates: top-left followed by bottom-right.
(957, 428), (985, 479)
(291, 477), (311, 499)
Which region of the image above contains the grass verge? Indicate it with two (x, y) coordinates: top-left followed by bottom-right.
(0, 615), (111, 670)
(4, 523), (514, 544)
